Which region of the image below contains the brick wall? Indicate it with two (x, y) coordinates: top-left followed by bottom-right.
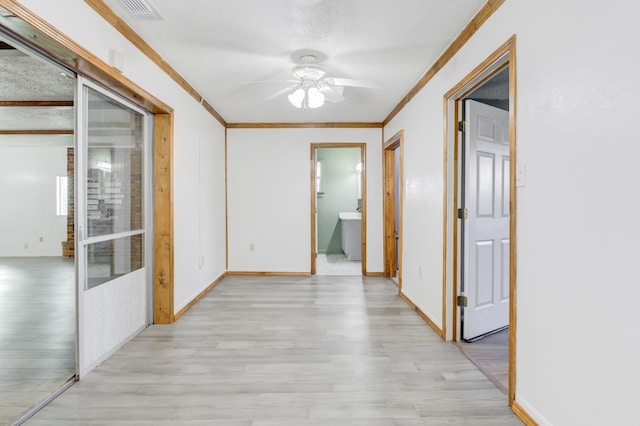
(62, 147), (75, 258)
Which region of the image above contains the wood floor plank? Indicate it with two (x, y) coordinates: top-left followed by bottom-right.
(27, 275), (521, 425)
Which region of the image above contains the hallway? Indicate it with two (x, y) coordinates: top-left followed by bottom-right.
(27, 275), (521, 425)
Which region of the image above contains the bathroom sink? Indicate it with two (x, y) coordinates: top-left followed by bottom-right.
(339, 212), (361, 220)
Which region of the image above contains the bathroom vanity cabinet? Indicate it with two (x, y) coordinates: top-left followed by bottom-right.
(339, 212), (361, 261)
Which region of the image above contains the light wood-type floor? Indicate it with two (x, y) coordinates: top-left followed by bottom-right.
(456, 329), (509, 394)
(27, 275), (521, 425)
(0, 257), (76, 426)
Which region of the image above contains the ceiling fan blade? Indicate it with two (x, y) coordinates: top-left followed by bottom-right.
(327, 77), (383, 89)
(319, 85), (345, 103)
(264, 84), (299, 101)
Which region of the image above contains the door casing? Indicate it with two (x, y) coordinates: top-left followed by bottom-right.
(383, 131), (403, 288)
(310, 143), (367, 276)
(443, 36), (517, 405)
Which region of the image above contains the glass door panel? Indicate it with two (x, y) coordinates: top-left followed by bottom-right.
(86, 88), (144, 238)
(76, 77), (151, 376)
(81, 84), (146, 290)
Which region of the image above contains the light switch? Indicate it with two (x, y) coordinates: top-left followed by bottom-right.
(516, 161), (526, 187)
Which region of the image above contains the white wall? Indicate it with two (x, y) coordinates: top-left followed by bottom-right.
(227, 128), (382, 273)
(16, 0), (227, 370)
(385, 0), (640, 424)
(173, 106), (227, 312)
(0, 136), (72, 257)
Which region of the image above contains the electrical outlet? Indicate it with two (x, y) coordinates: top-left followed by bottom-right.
(24, 243), (28, 249)
(198, 255), (204, 268)
(39, 236), (44, 243)
(249, 243), (255, 252)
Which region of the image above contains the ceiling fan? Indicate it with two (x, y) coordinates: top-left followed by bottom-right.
(263, 54), (382, 110)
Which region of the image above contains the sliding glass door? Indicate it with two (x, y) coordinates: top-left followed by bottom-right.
(76, 77), (153, 376)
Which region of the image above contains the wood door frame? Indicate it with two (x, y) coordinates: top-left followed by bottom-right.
(310, 143), (367, 276)
(443, 36), (517, 405)
(383, 131), (404, 289)
(0, 2), (176, 324)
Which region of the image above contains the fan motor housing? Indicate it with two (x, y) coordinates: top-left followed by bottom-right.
(292, 65), (326, 80)
(293, 55), (326, 80)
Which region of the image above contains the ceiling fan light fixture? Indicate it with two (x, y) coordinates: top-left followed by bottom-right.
(307, 87), (325, 108)
(288, 86), (325, 109)
(288, 88), (305, 108)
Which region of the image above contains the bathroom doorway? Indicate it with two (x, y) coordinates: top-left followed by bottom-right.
(310, 143), (366, 276)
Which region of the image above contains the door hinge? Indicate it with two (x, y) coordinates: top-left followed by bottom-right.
(457, 208), (468, 219)
(457, 295), (468, 307)
(458, 121), (468, 132)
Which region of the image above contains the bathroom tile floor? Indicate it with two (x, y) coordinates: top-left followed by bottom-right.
(316, 254), (361, 276)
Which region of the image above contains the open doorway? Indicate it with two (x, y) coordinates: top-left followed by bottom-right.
(457, 85), (510, 393)
(445, 37), (516, 403)
(459, 71), (510, 343)
(310, 143), (366, 276)
(383, 131), (403, 289)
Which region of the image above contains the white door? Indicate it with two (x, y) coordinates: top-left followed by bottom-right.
(462, 100), (510, 340)
(76, 77), (153, 375)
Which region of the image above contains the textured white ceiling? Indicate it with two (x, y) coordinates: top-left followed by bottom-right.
(0, 49), (75, 131)
(0, 53), (74, 101)
(0, 106), (73, 130)
(0, 0), (489, 129)
(102, 0), (487, 123)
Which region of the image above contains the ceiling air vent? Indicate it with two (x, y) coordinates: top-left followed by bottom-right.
(119, 0), (162, 20)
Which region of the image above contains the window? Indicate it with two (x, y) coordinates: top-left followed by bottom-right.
(56, 175), (68, 216)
